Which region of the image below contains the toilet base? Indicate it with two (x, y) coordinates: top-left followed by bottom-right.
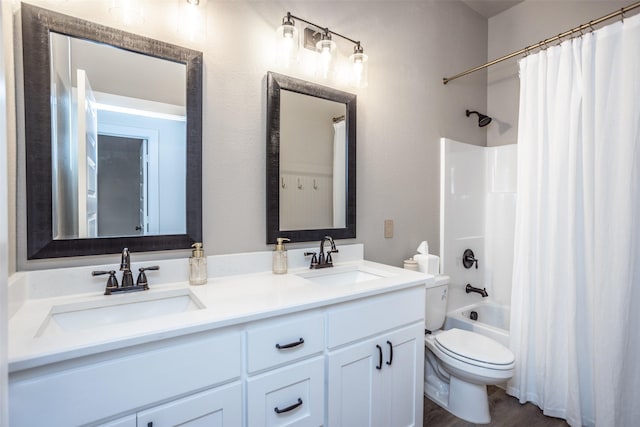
(425, 348), (491, 424)
(425, 376), (491, 424)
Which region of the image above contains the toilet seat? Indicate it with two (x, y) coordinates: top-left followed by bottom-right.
(434, 329), (514, 370)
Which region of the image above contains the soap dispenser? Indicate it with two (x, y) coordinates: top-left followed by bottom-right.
(272, 237), (291, 274)
(189, 242), (207, 285)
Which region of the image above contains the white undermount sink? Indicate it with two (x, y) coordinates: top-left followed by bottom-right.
(296, 265), (390, 286)
(36, 288), (205, 337)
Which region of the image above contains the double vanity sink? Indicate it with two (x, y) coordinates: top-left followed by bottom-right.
(9, 245), (425, 371)
(32, 263), (388, 339)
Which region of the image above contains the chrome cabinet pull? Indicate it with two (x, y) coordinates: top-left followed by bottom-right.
(275, 337), (304, 350)
(274, 398), (303, 414)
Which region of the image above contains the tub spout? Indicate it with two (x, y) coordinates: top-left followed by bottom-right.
(466, 284), (488, 297)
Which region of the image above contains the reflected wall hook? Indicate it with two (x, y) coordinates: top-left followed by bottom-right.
(313, 179), (318, 190)
(281, 177), (287, 189)
(297, 178), (303, 189)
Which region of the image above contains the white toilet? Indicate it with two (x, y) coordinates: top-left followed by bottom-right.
(424, 275), (515, 424)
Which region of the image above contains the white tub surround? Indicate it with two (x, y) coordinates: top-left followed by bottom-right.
(8, 244), (431, 426)
(439, 138), (516, 312)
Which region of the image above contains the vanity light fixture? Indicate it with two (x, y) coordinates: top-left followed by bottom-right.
(276, 12), (369, 88)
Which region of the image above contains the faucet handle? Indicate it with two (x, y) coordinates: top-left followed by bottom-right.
(136, 265), (160, 289)
(304, 252), (318, 267)
(462, 249), (478, 269)
(92, 270), (119, 295)
(326, 251), (335, 264)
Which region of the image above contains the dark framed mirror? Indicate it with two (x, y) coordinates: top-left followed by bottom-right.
(266, 72), (356, 244)
(22, 3), (203, 259)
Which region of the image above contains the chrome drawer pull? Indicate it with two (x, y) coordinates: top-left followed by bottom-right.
(274, 398), (303, 414)
(275, 337), (304, 350)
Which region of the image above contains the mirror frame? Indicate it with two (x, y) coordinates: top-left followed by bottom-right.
(266, 72), (356, 244)
(22, 3), (203, 259)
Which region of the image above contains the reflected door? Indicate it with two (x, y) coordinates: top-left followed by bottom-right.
(76, 69), (98, 238)
(97, 135), (145, 237)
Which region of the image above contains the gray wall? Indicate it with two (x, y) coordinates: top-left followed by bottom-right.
(13, 0), (488, 271)
(487, 0), (637, 147)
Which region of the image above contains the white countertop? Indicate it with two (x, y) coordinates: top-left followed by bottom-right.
(9, 248), (433, 373)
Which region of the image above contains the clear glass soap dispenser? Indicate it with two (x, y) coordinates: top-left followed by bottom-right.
(272, 237), (290, 274)
(189, 242), (207, 285)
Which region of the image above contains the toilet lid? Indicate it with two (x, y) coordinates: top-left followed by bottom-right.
(435, 329), (514, 366)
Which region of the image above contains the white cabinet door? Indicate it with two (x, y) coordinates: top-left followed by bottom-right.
(327, 334), (385, 426)
(327, 323), (424, 427)
(381, 323), (424, 427)
(136, 382), (242, 427)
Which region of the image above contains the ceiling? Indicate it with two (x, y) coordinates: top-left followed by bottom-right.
(461, 0), (524, 19)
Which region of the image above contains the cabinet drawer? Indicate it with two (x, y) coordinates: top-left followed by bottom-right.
(137, 381), (242, 427)
(247, 357), (324, 427)
(326, 286), (424, 349)
(246, 311), (324, 373)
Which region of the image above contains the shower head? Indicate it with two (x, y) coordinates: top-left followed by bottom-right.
(466, 110), (492, 127)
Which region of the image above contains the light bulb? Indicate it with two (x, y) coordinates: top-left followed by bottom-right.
(316, 35), (335, 79)
(349, 45), (368, 88)
(276, 15), (299, 68)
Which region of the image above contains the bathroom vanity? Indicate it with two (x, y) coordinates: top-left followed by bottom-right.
(8, 245), (430, 426)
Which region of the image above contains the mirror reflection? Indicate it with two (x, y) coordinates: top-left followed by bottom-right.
(22, 3), (202, 259)
(266, 72), (356, 244)
(279, 90), (346, 231)
(50, 33), (187, 239)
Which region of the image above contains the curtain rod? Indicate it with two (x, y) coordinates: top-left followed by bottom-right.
(443, 1), (640, 85)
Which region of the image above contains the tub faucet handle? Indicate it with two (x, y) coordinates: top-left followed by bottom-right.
(463, 249), (478, 269)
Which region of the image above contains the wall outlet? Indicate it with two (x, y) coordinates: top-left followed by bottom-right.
(384, 219), (394, 238)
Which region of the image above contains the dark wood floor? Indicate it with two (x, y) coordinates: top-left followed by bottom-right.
(424, 386), (570, 427)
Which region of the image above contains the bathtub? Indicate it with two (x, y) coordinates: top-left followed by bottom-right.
(444, 301), (510, 347)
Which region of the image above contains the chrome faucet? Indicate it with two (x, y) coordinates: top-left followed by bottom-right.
(466, 283), (488, 298)
(305, 236), (339, 269)
(92, 247), (159, 295)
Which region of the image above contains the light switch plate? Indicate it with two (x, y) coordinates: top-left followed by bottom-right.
(384, 219), (393, 238)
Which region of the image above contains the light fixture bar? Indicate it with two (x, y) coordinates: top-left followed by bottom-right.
(277, 11), (369, 88)
(286, 12), (362, 48)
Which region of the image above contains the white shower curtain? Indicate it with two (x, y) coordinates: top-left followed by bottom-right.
(510, 13), (640, 427)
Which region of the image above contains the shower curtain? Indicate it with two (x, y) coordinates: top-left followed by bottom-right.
(509, 13), (640, 427)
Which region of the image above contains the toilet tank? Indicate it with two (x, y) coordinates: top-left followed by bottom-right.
(425, 275), (450, 331)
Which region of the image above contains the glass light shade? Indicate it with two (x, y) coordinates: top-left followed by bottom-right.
(276, 21), (299, 68)
(177, 0), (205, 43)
(349, 50), (369, 88)
(316, 38), (336, 79)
